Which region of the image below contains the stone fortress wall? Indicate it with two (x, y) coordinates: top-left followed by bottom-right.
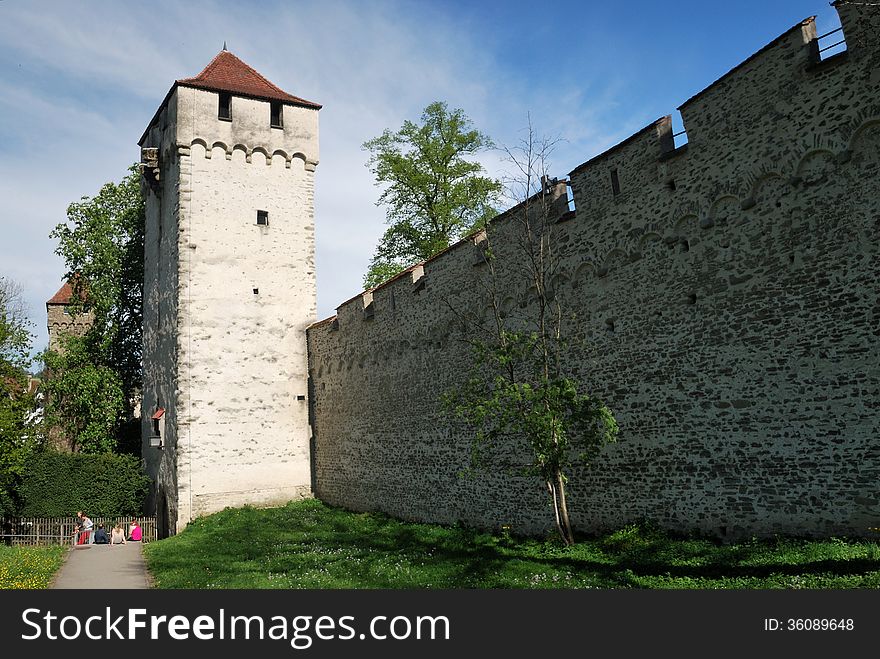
(307, 3), (880, 539)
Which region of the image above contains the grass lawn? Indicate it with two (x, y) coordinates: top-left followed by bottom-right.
(0, 545), (67, 589)
(143, 499), (880, 589)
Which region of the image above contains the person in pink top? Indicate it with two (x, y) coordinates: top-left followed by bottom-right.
(128, 521), (142, 541)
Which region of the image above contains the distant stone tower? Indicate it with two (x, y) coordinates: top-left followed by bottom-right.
(138, 50), (320, 536)
(46, 280), (93, 352)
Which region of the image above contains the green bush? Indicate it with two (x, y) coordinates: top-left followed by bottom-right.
(16, 451), (150, 517)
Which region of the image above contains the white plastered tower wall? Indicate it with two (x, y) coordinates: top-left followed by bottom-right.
(140, 58), (319, 536)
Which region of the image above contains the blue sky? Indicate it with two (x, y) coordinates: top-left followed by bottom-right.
(0, 0), (842, 358)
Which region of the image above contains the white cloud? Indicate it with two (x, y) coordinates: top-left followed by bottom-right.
(0, 3), (185, 99)
(0, 0), (633, 350)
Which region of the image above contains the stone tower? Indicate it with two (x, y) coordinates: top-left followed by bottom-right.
(138, 50), (320, 536)
(46, 280), (93, 352)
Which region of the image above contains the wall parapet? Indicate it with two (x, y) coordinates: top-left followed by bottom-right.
(326, 182), (570, 331)
(308, 2), (880, 539)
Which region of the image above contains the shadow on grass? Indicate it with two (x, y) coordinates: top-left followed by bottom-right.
(143, 501), (880, 589)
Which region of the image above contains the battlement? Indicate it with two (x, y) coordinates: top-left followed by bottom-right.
(307, 2), (880, 539)
(566, 17), (819, 223)
(318, 4), (877, 331)
(325, 181), (570, 330)
(140, 86), (319, 183)
(140, 50), (319, 535)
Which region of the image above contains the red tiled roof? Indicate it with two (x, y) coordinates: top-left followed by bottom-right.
(47, 278), (88, 306)
(176, 50), (321, 109)
(47, 281), (74, 305)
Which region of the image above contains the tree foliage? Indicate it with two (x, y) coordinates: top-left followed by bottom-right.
(362, 101), (501, 288)
(444, 126), (617, 546)
(0, 277), (31, 372)
(44, 165), (144, 449)
(41, 335), (124, 454)
(446, 332), (617, 546)
(0, 276), (41, 515)
(49, 164), (144, 411)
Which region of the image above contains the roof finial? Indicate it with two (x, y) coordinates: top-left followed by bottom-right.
(222, 41), (228, 51)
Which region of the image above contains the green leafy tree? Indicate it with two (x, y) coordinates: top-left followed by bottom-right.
(45, 165), (144, 447)
(447, 333), (618, 546)
(41, 335), (124, 454)
(362, 101), (501, 288)
(0, 276), (41, 514)
(445, 127), (617, 546)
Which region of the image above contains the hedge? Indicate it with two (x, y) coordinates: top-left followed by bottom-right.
(16, 452), (151, 517)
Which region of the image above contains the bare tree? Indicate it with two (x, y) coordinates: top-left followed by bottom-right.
(0, 276), (31, 371)
(445, 122), (618, 546)
(0, 275), (40, 514)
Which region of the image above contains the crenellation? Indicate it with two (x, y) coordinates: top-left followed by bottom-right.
(308, 3), (880, 539)
(834, 0), (879, 53)
(136, 6), (878, 541)
(139, 50), (320, 536)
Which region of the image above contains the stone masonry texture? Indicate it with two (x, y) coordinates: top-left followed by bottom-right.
(140, 78), (319, 534)
(307, 5), (880, 539)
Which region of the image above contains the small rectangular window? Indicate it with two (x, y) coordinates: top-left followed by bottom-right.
(152, 418), (160, 437)
(270, 102), (283, 129)
(610, 168), (621, 196)
(256, 210), (269, 226)
(218, 93), (232, 121)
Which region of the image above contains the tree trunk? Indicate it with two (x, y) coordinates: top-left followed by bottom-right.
(548, 477), (574, 546)
(547, 480), (567, 545)
(555, 472), (574, 546)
